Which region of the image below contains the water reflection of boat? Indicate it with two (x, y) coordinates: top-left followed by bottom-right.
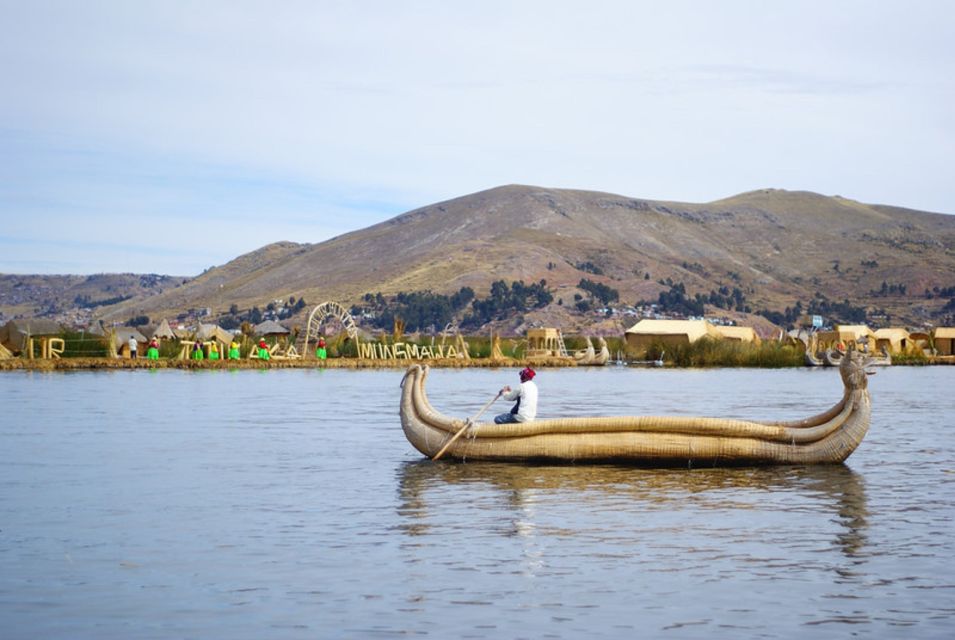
(395, 461), (869, 557)
(399, 351), (873, 465)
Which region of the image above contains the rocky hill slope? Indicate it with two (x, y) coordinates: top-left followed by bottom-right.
(6, 185), (955, 333)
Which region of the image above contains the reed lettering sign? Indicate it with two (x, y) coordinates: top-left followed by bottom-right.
(358, 341), (467, 360)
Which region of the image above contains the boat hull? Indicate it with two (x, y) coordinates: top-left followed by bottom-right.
(399, 353), (873, 465)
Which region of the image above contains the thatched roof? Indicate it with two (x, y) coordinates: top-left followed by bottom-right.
(0, 318), (63, 351)
(150, 318), (177, 340)
(1, 318), (62, 337)
(933, 327), (955, 339)
(625, 319), (718, 341)
(873, 328), (910, 340)
(712, 325), (759, 342)
(835, 324), (875, 339)
(254, 320), (290, 336)
(111, 327), (148, 348)
(197, 323), (234, 344)
(527, 328), (561, 340)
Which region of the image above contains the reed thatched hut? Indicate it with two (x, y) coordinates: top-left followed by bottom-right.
(712, 325), (761, 344)
(624, 319), (720, 355)
(873, 328), (911, 354)
(149, 318), (177, 342)
(112, 327), (148, 358)
(815, 325), (875, 351)
(933, 327), (955, 356)
(0, 318), (63, 356)
(253, 320), (290, 339)
(197, 323), (233, 345)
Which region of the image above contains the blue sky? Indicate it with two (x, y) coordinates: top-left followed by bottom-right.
(2, 1), (953, 275)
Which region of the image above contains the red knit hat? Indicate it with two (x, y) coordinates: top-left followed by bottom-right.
(520, 367), (536, 381)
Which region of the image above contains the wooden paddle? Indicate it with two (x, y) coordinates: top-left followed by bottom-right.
(432, 390), (503, 461)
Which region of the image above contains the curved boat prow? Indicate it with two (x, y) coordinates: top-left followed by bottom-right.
(399, 351), (872, 466)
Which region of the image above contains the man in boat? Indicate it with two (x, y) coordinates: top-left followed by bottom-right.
(494, 367), (538, 424)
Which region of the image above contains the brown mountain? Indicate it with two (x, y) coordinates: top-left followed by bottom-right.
(13, 185), (955, 333)
(0, 273), (188, 324)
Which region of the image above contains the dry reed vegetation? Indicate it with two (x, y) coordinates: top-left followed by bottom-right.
(645, 338), (804, 368)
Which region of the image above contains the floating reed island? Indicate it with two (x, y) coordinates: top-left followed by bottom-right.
(0, 355), (573, 372)
(399, 350), (874, 466)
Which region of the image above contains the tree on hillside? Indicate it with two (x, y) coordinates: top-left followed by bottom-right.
(578, 278), (619, 306)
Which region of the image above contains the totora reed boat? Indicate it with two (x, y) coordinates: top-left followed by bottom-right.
(399, 350), (873, 465)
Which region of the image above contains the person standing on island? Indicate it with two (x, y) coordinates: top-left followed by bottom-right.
(128, 336), (138, 359)
(494, 367), (538, 424)
(316, 337), (327, 360)
(257, 338), (271, 360)
(146, 338), (160, 360)
(192, 340), (204, 360)
(228, 339), (241, 360)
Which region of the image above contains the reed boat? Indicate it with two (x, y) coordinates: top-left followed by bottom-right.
(824, 349), (845, 367)
(399, 350), (873, 465)
(804, 349), (824, 367)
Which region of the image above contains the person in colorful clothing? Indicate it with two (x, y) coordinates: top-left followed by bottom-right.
(208, 342), (220, 360)
(257, 338), (270, 360)
(316, 337), (327, 360)
(192, 340), (204, 360)
(228, 340), (241, 360)
(146, 338), (160, 360)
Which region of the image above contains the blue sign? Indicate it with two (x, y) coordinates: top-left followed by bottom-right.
(812, 315), (823, 328)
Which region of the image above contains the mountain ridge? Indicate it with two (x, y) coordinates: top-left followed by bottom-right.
(3, 185), (954, 333)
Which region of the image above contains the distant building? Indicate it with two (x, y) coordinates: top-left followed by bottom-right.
(111, 327), (147, 358)
(933, 327), (955, 356)
(712, 325), (760, 344)
(253, 320), (290, 339)
(0, 318), (63, 355)
(873, 328), (911, 354)
(149, 319), (177, 341)
(624, 319), (721, 355)
(815, 325), (875, 351)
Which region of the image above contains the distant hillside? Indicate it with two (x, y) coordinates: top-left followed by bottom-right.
(4, 185), (955, 334)
(0, 273), (189, 325)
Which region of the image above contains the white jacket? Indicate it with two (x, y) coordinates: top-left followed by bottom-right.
(503, 380), (538, 422)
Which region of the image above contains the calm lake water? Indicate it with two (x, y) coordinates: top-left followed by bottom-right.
(1, 365), (953, 639)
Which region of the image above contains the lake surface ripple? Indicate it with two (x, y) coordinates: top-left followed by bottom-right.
(1, 366), (953, 639)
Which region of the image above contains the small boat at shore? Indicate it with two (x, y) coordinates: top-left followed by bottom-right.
(824, 348), (845, 367)
(399, 351), (873, 465)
